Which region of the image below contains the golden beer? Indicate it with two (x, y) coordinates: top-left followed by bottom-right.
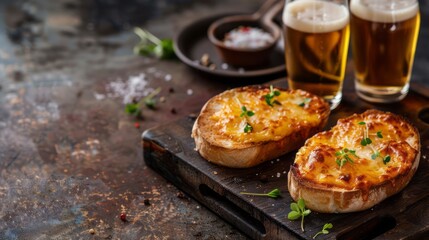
(350, 0), (420, 102)
(283, 0), (350, 109)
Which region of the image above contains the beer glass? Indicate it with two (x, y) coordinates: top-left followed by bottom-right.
(350, 0), (420, 103)
(283, 0), (350, 109)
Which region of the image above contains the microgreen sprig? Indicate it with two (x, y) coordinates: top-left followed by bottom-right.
(359, 121), (391, 164)
(264, 85), (281, 107)
(133, 27), (175, 59)
(288, 198), (311, 232)
(240, 106), (255, 117)
(125, 87), (161, 117)
(240, 188), (281, 198)
(359, 121), (372, 146)
(240, 106), (255, 133)
(335, 148), (358, 169)
(313, 223), (333, 239)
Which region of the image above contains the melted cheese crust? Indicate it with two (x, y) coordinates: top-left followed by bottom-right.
(294, 110), (419, 191)
(198, 86), (329, 149)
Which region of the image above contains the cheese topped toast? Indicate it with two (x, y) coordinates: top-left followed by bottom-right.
(192, 85), (330, 168)
(289, 109), (420, 213)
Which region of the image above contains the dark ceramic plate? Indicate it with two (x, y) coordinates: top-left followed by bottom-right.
(174, 13), (286, 78)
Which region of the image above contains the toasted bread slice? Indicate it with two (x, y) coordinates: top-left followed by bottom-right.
(192, 85), (330, 168)
(288, 109), (420, 213)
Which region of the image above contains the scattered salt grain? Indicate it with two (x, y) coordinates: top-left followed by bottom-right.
(94, 93), (105, 100)
(283, 171), (286, 174)
(276, 173), (281, 178)
(221, 63), (229, 70)
(164, 74), (172, 81)
(187, 89), (193, 95)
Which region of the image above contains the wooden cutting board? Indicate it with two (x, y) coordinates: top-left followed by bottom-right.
(142, 80), (429, 240)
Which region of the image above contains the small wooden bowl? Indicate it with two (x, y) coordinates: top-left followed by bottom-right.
(208, 0), (284, 67)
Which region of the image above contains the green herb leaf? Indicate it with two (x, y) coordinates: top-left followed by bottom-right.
(288, 211), (301, 220)
(241, 106), (255, 117)
(290, 202), (299, 212)
(336, 159), (341, 166)
(125, 103), (140, 116)
(383, 155), (391, 164)
(313, 223), (333, 239)
(244, 123), (253, 133)
(157, 39), (175, 59)
(240, 188), (281, 198)
(361, 137), (372, 146)
(302, 209), (311, 216)
(240, 106), (247, 117)
(358, 121), (366, 125)
(267, 188), (281, 198)
(134, 27), (175, 59)
(298, 199), (305, 210)
(377, 131), (383, 138)
(264, 85), (281, 107)
(323, 223), (333, 231)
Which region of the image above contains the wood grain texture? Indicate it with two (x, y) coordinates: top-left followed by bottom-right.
(143, 80), (429, 240)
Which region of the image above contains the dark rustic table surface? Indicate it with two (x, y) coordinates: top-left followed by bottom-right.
(0, 0), (427, 239)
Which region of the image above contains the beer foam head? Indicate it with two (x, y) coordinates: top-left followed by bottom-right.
(283, 0), (349, 33)
(350, 0), (419, 23)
